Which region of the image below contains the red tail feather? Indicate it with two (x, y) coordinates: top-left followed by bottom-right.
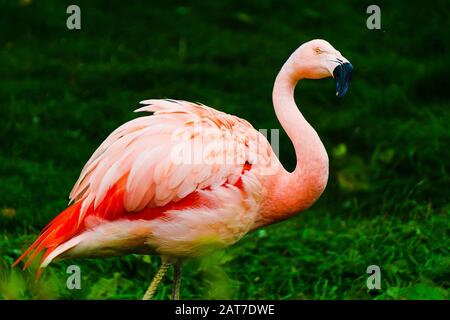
(13, 201), (84, 271)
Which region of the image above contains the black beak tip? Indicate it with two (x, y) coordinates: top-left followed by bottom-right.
(336, 90), (347, 98)
(333, 62), (353, 98)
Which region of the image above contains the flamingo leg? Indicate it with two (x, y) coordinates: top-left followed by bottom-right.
(172, 261), (182, 300)
(142, 260), (170, 300)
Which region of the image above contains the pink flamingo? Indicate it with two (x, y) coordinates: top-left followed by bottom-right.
(14, 39), (352, 299)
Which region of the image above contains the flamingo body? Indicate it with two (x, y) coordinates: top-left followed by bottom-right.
(16, 100), (276, 268)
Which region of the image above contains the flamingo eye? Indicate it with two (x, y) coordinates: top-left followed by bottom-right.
(315, 47), (323, 54)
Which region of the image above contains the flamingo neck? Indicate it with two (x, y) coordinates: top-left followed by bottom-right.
(260, 54), (329, 226)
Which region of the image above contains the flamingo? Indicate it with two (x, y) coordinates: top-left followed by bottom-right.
(14, 39), (352, 300)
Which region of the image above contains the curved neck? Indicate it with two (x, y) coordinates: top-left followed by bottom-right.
(260, 55), (329, 226)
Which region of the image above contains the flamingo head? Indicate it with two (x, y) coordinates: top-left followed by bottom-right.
(292, 39), (353, 97)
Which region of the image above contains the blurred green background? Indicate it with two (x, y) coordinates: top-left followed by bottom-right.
(0, 0), (448, 300)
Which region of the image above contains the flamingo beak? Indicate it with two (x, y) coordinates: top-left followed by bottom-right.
(333, 62), (353, 98)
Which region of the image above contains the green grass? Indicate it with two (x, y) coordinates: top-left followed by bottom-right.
(0, 0), (449, 299)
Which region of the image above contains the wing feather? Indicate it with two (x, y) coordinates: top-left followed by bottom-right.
(69, 99), (272, 216)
